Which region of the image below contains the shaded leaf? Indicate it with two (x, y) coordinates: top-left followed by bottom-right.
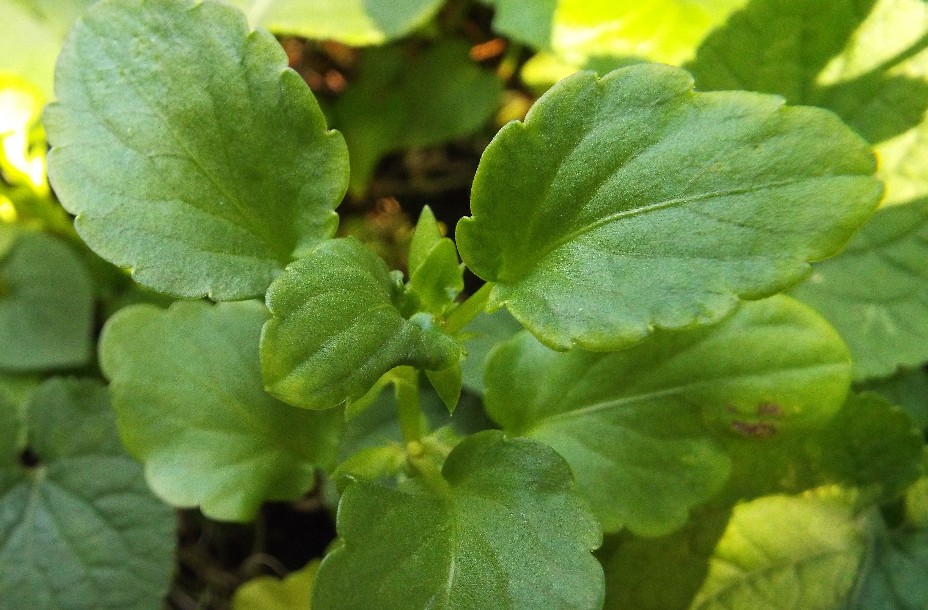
(847, 526), (928, 609)
(860, 367), (928, 429)
(313, 430), (604, 609)
(0, 378), (174, 610)
(457, 64), (881, 350)
(460, 309), (523, 395)
(792, 199), (928, 380)
(261, 238), (460, 411)
(0, 227), (93, 371)
(100, 300), (342, 521)
(333, 42), (502, 195)
(45, 0), (348, 300)
(484, 296), (852, 535)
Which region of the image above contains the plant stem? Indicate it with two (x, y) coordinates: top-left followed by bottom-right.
(443, 281), (494, 334)
(393, 366), (423, 444)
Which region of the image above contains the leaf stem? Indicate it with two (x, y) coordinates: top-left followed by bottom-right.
(393, 366), (423, 444)
(443, 281), (493, 334)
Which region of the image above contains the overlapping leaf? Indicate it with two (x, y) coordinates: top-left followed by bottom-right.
(483, 296), (852, 535)
(231, 0), (444, 45)
(0, 378), (174, 609)
(333, 41), (502, 195)
(460, 309), (522, 395)
(261, 238), (461, 411)
(847, 526), (928, 608)
(457, 63), (881, 350)
(689, 0), (928, 207)
(100, 300), (342, 521)
(45, 0), (348, 300)
(0, 227), (93, 371)
(313, 431), (604, 609)
(792, 200), (928, 380)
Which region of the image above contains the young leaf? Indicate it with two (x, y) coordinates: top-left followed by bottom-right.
(689, 0), (928, 206)
(230, 0), (444, 45)
(313, 430), (605, 609)
(100, 300), (342, 522)
(692, 494), (869, 609)
(0, 227), (93, 371)
(232, 560), (318, 610)
(45, 0), (349, 300)
(408, 206), (464, 316)
(425, 362), (463, 413)
(457, 63), (881, 351)
(483, 296), (852, 535)
(261, 238), (461, 410)
(846, 523), (928, 608)
(0, 378), (174, 609)
(792, 199), (928, 380)
(333, 41), (502, 194)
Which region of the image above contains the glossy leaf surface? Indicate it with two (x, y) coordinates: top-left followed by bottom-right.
(0, 228), (93, 371)
(457, 64), (881, 350)
(45, 0), (348, 300)
(484, 296), (852, 534)
(261, 238), (461, 410)
(100, 300), (342, 521)
(793, 200), (928, 380)
(0, 378), (174, 609)
(313, 431), (604, 609)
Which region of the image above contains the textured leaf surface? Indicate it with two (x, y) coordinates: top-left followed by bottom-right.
(0, 227), (93, 371)
(313, 431), (604, 609)
(261, 238), (461, 410)
(231, 0), (444, 45)
(793, 200), (928, 380)
(233, 560), (318, 610)
(692, 495), (867, 610)
(333, 42), (502, 194)
(483, 296), (852, 535)
(45, 0), (348, 300)
(100, 300), (341, 521)
(0, 378), (174, 610)
(689, 0), (928, 207)
(848, 527), (928, 609)
(457, 63), (881, 350)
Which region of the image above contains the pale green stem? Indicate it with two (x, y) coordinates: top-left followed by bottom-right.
(393, 366), (423, 444)
(443, 281), (494, 334)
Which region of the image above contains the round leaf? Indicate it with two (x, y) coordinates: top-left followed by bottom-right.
(45, 0), (348, 300)
(100, 299), (342, 521)
(457, 63), (882, 350)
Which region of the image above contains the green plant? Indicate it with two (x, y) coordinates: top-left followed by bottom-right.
(2, 0), (928, 608)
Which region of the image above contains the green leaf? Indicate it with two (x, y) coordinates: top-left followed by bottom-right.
(0, 378), (174, 609)
(408, 206), (464, 316)
(261, 238), (461, 411)
(692, 494), (868, 610)
(689, 0), (928, 207)
(457, 63), (881, 351)
(792, 200), (928, 380)
(483, 295), (852, 535)
(45, 0), (349, 300)
(860, 368), (928, 429)
(233, 560), (318, 610)
(231, 0), (444, 45)
(460, 309), (523, 395)
(0, 0), (96, 95)
(0, 227), (93, 371)
(480, 0), (558, 48)
(425, 362), (463, 413)
(313, 430), (604, 609)
(332, 41), (502, 194)
(847, 526), (928, 609)
(99, 299), (342, 521)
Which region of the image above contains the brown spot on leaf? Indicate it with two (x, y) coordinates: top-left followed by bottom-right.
(730, 420), (777, 438)
(757, 402), (783, 417)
